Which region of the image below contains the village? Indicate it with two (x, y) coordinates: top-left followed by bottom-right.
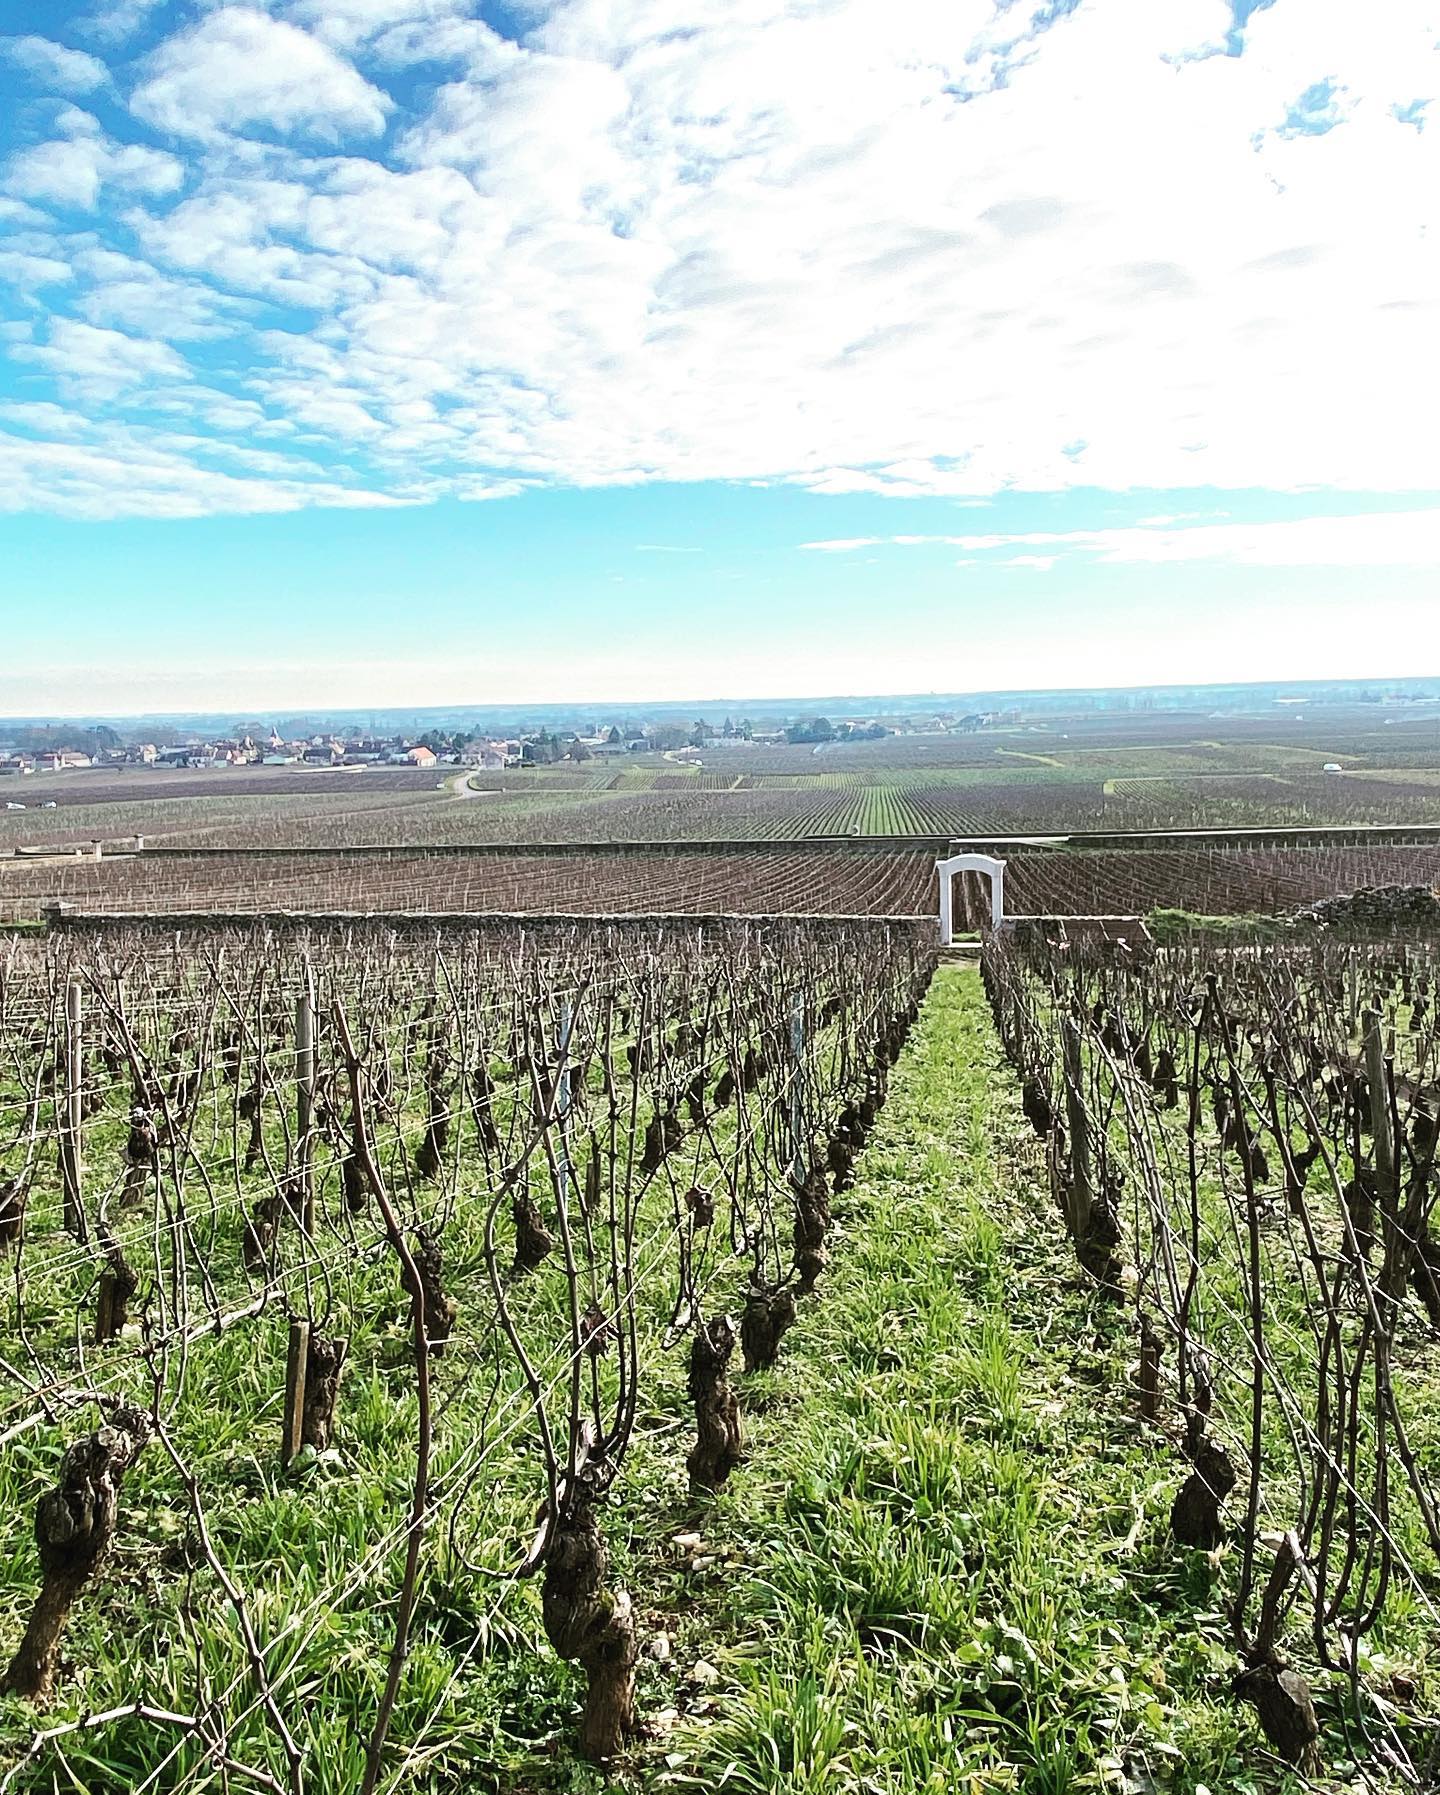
(0, 709), (999, 783)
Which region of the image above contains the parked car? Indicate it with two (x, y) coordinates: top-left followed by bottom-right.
(5, 801), (26, 810)
(41, 800), (58, 809)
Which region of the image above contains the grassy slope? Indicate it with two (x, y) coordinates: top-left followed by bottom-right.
(633, 966), (1301, 1795)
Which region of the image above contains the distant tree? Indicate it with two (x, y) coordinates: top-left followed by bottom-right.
(12, 724), (122, 756)
(607, 726), (622, 744)
(786, 717), (835, 744)
(568, 738), (592, 762)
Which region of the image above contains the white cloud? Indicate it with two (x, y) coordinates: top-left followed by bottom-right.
(72, 247), (247, 340)
(0, 413), (420, 520)
(1, 35), (108, 95)
(3, 110), (181, 210)
(130, 7), (392, 141)
(6, 0), (1440, 516)
(16, 319), (193, 400)
(0, 249), (73, 289)
(77, 0), (167, 48)
(281, 0), (478, 55)
(801, 510), (1440, 566)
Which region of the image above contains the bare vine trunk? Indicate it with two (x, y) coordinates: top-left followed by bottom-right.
(3, 1407), (150, 1702)
(542, 1478), (638, 1762)
(687, 1316), (742, 1491)
(302, 1333), (348, 1449)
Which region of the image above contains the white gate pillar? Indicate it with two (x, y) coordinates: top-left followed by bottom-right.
(935, 852), (1007, 944)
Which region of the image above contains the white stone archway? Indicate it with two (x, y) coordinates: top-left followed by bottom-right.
(935, 853), (1006, 943)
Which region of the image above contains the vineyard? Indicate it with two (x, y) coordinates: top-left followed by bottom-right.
(5, 839), (1440, 931)
(3, 864), (1440, 1788)
(956, 843), (1440, 926)
(0, 848), (936, 922)
(980, 925), (1440, 1781)
(0, 919), (932, 1790)
(5, 726), (1440, 858)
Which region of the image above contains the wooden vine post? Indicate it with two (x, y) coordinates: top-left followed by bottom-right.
(1361, 1008), (1395, 1198)
(295, 978), (316, 1234)
(1362, 1005), (1405, 1306)
(61, 977), (86, 1242)
(282, 1317), (311, 1469)
(788, 992), (806, 1186)
(1060, 1012), (1093, 1242)
(555, 998), (573, 1202)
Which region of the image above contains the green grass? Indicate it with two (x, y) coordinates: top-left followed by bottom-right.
(1145, 907), (1291, 944)
(631, 969), (1336, 1794)
(2, 967), (1424, 1792)
(0, 949), (908, 1795)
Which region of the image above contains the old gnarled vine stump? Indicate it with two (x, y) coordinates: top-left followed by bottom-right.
(687, 1315), (742, 1492)
(3, 1406), (150, 1703)
(542, 1468), (639, 1762)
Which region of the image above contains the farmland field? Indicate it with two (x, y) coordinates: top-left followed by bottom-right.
(960, 840), (1440, 923)
(0, 920), (931, 1789)
(3, 921), (1438, 1792)
(5, 705), (1440, 855)
(2, 720), (1439, 1795)
(0, 845), (937, 919)
(15, 769), (1440, 852)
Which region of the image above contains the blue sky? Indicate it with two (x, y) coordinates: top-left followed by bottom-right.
(1, 0), (1437, 712)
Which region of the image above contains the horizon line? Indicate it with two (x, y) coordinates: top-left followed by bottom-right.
(3, 670), (1440, 727)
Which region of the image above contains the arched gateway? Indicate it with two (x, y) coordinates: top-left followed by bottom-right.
(935, 852), (1006, 944)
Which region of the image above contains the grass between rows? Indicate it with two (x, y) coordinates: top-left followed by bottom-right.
(0, 966), (1400, 1792)
(619, 966), (1327, 1795)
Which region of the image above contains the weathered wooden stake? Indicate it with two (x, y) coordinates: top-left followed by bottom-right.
(94, 1276), (116, 1345)
(295, 981), (316, 1234)
(1138, 1314), (1161, 1421)
(1061, 1013), (1093, 1241)
(555, 998), (573, 1200)
(282, 1317), (311, 1468)
(61, 978), (86, 1242)
(1362, 1008), (1395, 1206)
(788, 993), (806, 1186)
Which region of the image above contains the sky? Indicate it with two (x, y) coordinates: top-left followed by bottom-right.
(0, 0), (1437, 714)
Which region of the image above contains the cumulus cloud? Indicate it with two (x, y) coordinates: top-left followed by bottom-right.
(1, 0), (1438, 517)
(281, 0), (479, 55)
(1, 35), (108, 95)
(72, 248), (249, 340)
(16, 318), (193, 400)
(3, 108), (182, 210)
(130, 7), (392, 141)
